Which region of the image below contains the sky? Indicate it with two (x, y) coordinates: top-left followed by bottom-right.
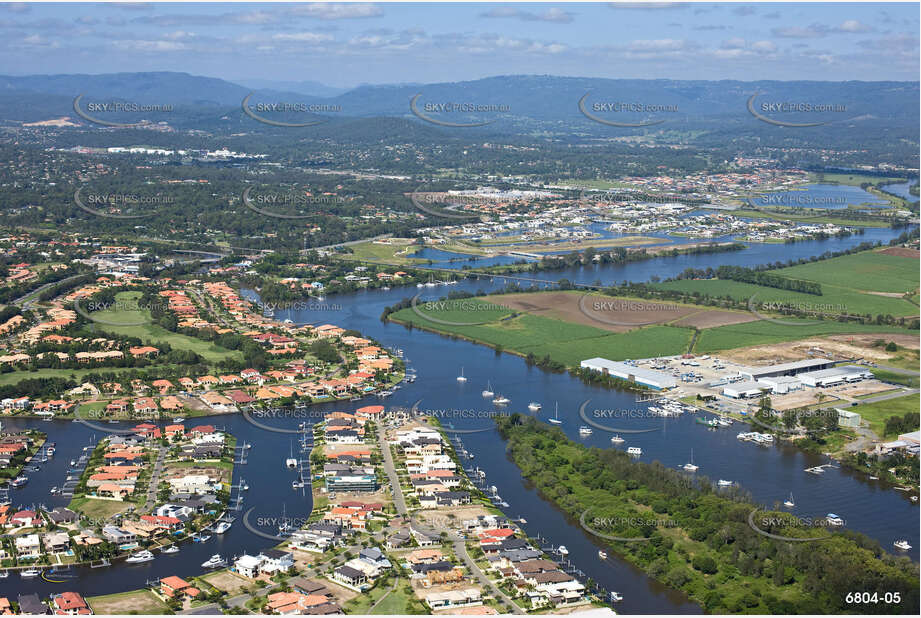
(0, 2), (918, 87)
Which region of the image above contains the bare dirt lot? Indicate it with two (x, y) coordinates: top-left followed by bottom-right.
(770, 380), (896, 411)
(493, 291), (757, 333)
(201, 569), (252, 595)
(880, 247), (920, 259)
(718, 334), (920, 365)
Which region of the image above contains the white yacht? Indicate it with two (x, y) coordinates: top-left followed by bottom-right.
(213, 521), (232, 535)
(285, 442), (298, 469)
(558, 545), (569, 556)
(717, 479), (734, 487)
(125, 550), (155, 563)
(682, 449), (698, 472)
(172, 417), (185, 423)
(579, 425), (593, 436)
(493, 395), (510, 405)
(627, 446), (642, 456)
(161, 545), (180, 554)
(826, 513), (844, 526)
(548, 402), (562, 425)
(528, 402), (541, 412)
(482, 381), (494, 398)
(609, 592), (623, 603)
(20, 568), (40, 579)
(457, 367), (467, 383)
(893, 540), (912, 551)
(610, 435), (624, 444)
(201, 554), (226, 569)
(783, 493), (795, 508)
(598, 550), (607, 560)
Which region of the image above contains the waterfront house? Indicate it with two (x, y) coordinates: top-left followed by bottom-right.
(51, 592), (91, 615)
(160, 576), (201, 601)
(15, 533), (41, 558)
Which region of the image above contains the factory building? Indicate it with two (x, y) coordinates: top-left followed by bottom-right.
(798, 366), (872, 387)
(580, 358), (677, 390)
(722, 381), (770, 399)
(737, 358), (835, 381)
(756, 375), (804, 394)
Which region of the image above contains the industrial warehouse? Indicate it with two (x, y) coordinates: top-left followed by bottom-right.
(580, 358), (678, 390)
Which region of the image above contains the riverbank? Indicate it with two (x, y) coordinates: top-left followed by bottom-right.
(495, 415), (919, 614)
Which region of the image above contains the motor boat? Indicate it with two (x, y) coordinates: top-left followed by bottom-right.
(161, 545), (180, 554)
(627, 447), (642, 456)
(125, 550), (155, 563)
(172, 417), (185, 423)
(783, 493), (795, 508)
(11, 477), (27, 488)
(456, 367), (467, 383)
(558, 545), (569, 555)
(20, 568), (40, 579)
(682, 449), (698, 472)
(893, 540), (912, 551)
(192, 533), (212, 542)
(826, 513), (844, 526)
(598, 550), (607, 560)
(493, 395), (510, 405)
(610, 435), (624, 444)
(528, 402), (541, 412)
(292, 480), (305, 489)
(213, 521), (232, 534)
(201, 554), (226, 569)
(0, 571), (7, 579)
(579, 425), (593, 436)
(717, 479), (734, 487)
(609, 592), (623, 603)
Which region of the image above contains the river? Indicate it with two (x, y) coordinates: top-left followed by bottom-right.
(1, 225), (917, 613)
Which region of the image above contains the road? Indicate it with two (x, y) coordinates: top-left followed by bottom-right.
(853, 388), (919, 405)
(13, 273), (89, 308)
(454, 539), (524, 614)
(141, 446), (168, 514)
(377, 427), (407, 516)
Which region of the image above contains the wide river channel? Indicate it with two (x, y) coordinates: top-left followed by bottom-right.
(2, 223), (918, 614)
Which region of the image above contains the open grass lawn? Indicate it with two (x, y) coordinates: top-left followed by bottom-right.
(775, 250), (920, 294)
(68, 496), (133, 520)
(812, 173), (908, 186)
(341, 239), (426, 264)
(87, 590), (169, 615)
(92, 291), (242, 363)
(694, 320), (912, 353)
(391, 300), (694, 365)
(850, 393), (920, 438)
(0, 363), (184, 387)
(655, 278), (917, 318)
(345, 579), (419, 614)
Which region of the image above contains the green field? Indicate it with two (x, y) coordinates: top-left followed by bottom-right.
(392, 299), (696, 365)
(776, 251), (920, 294)
(850, 393), (920, 438)
(91, 291), (242, 363)
(694, 319), (913, 353)
(393, 294), (916, 364)
(68, 496), (133, 519)
(655, 278), (916, 317)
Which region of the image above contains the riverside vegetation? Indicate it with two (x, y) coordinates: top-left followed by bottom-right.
(495, 415), (919, 615)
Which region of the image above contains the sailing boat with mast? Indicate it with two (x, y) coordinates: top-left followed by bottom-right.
(457, 367), (467, 382)
(285, 442), (297, 469)
(481, 381), (494, 397)
(682, 449), (698, 472)
(783, 492), (795, 508)
(548, 402), (562, 425)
